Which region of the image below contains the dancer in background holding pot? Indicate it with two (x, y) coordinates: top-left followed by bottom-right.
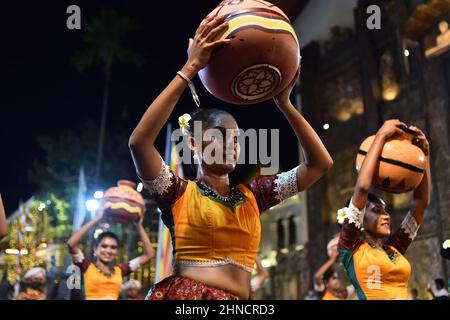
(66, 207), (154, 300)
(338, 120), (431, 300)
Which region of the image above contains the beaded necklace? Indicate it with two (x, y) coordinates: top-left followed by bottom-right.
(196, 181), (246, 212)
(367, 239), (399, 263)
(95, 262), (116, 278)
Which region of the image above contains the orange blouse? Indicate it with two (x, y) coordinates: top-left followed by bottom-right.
(83, 264), (123, 300)
(322, 290), (340, 300)
(172, 181), (261, 271)
(72, 251), (140, 300)
(141, 157), (299, 273)
(338, 200), (419, 300)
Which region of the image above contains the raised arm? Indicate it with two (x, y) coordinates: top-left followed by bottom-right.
(0, 194), (7, 239)
(119, 216), (156, 277)
(255, 256), (268, 284)
(134, 216), (155, 265)
(246, 79), (333, 212)
(386, 127), (430, 254)
(314, 251), (338, 291)
(339, 120), (405, 253)
(128, 15), (231, 180)
(409, 127), (431, 224)
(351, 119), (405, 210)
(273, 72), (333, 192)
(66, 208), (103, 254)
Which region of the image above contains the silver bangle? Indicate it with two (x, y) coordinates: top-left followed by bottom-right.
(177, 71), (200, 107)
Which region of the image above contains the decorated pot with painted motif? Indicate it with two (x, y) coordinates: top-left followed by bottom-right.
(102, 180), (145, 223)
(198, 0), (300, 105)
(356, 131), (426, 193)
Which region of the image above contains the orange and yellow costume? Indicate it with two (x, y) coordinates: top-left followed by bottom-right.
(322, 290), (340, 300)
(71, 251), (141, 300)
(82, 264), (123, 300)
(141, 157), (299, 299)
(338, 200), (419, 300)
(171, 180), (261, 272)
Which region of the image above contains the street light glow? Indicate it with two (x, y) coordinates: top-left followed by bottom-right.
(6, 249), (29, 255)
(86, 199), (100, 212)
(94, 191), (104, 199)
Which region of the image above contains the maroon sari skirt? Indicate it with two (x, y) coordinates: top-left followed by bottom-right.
(145, 275), (241, 300)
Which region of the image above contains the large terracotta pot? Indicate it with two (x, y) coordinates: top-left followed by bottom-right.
(198, 0), (300, 105)
(356, 130), (426, 193)
(102, 180), (145, 223)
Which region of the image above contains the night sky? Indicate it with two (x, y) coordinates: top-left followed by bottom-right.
(1, 1), (304, 214)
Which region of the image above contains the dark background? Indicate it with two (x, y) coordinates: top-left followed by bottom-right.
(0, 1), (301, 214)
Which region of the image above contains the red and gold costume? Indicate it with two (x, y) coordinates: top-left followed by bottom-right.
(141, 157), (299, 299)
(71, 251), (141, 300)
(16, 288), (46, 300)
(338, 200), (420, 300)
(148, 275), (241, 300)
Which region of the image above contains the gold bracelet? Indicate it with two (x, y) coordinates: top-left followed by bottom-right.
(177, 71), (200, 107)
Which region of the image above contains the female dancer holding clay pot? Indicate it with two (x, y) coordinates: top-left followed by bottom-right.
(129, 15), (333, 300)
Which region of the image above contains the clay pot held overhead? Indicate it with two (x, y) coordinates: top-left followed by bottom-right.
(356, 129), (426, 194)
(102, 180), (145, 223)
(198, 0), (301, 105)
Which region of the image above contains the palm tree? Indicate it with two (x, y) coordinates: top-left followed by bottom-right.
(72, 8), (143, 187)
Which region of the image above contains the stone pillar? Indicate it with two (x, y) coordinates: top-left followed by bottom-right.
(299, 41), (329, 287)
(354, 0), (382, 134)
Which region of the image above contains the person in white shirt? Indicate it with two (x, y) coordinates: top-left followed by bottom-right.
(428, 278), (449, 300)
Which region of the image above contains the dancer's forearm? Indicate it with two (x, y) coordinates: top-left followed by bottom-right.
(314, 257), (336, 286)
(129, 16), (230, 180)
(66, 215), (101, 253)
(136, 223), (155, 265)
(352, 133), (386, 209)
(0, 194), (7, 239)
(129, 72), (190, 148)
(352, 120), (405, 210)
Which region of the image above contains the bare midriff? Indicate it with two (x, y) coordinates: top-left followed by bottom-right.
(176, 264), (251, 299)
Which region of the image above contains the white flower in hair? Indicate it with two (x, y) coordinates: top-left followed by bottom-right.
(443, 239), (450, 250)
(178, 113), (192, 135)
(337, 207), (349, 225)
